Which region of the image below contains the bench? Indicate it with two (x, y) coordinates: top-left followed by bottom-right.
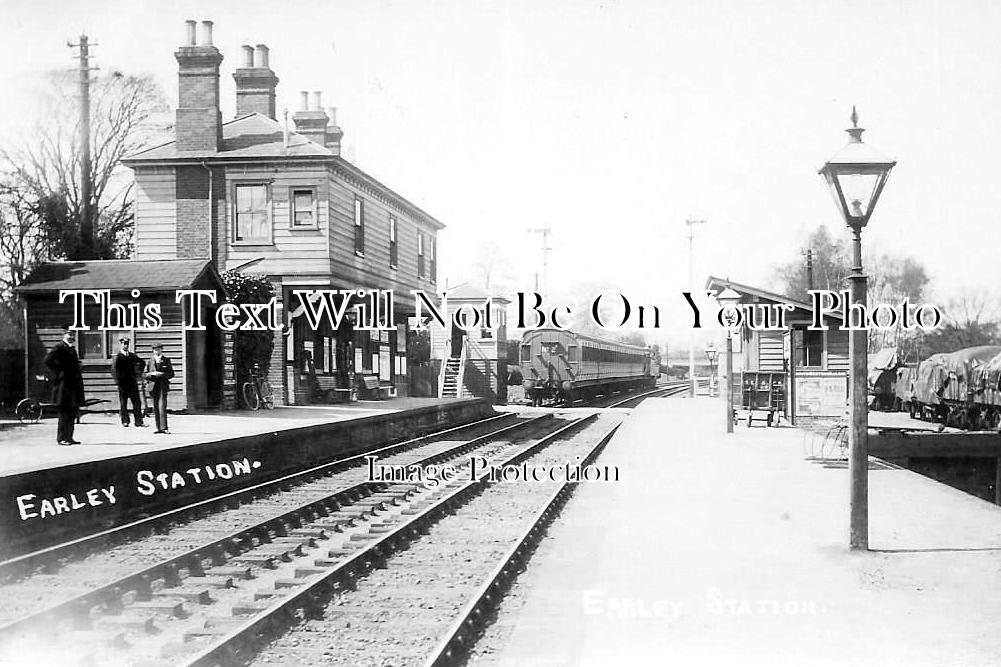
(358, 375), (394, 400)
(314, 376), (354, 403)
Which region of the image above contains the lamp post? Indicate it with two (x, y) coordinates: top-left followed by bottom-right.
(715, 285), (742, 434)
(819, 107), (896, 550)
(705, 343), (719, 398)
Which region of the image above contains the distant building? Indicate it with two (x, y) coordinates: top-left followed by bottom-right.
(121, 20), (445, 405)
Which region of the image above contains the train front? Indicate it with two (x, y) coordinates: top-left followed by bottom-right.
(520, 330), (576, 406)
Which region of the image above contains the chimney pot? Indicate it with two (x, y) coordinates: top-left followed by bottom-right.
(255, 44), (270, 69)
(241, 45), (254, 68)
(300, 91), (309, 111)
(184, 20), (197, 46)
(312, 91), (323, 111)
(200, 20), (214, 47)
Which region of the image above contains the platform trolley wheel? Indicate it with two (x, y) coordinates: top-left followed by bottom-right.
(259, 380), (275, 410)
(242, 381), (260, 411)
(15, 398), (42, 423)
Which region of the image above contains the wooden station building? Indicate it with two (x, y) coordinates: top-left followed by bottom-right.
(117, 21), (443, 405)
(17, 259), (227, 412)
(706, 276), (850, 422)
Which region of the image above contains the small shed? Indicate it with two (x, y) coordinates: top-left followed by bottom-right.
(706, 276), (850, 423)
(17, 259), (228, 412)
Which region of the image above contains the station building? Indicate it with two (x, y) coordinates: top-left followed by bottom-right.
(706, 276), (849, 422)
(119, 21), (444, 406)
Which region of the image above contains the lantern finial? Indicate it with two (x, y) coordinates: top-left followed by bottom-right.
(847, 106), (865, 142)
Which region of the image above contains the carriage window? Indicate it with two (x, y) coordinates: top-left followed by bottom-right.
(567, 345), (577, 362)
(521, 344), (531, 362)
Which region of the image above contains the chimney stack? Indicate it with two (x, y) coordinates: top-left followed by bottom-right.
(233, 42), (279, 120)
(325, 106), (344, 156)
(292, 89), (329, 146)
(175, 19), (223, 152)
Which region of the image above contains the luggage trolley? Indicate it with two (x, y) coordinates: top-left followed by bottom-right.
(732, 371), (786, 427)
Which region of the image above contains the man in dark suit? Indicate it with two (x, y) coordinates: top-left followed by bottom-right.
(146, 342), (174, 434)
(111, 336), (145, 427)
(44, 327), (85, 445)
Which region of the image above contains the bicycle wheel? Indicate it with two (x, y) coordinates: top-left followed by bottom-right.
(15, 398), (42, 423)
(259, 380), (275, 409)
(242, 381), (260, 410)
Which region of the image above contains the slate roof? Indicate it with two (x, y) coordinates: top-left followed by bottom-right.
(16, 259), (223, 293)
(122, 113), (331, 163)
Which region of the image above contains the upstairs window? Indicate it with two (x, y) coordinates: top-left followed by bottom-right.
(429, 236), (437, 283)
(354, 197), (365, 255)
(417, 232), (426, 279)
(389, 216), (398, 268)
(234, 183), (270, 243)
(291, 188), (317, 228)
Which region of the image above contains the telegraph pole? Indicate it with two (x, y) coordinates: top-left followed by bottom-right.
(528, 226), (552, 295)
(68, 34), (97, 259)
(685, 218), (705, 397)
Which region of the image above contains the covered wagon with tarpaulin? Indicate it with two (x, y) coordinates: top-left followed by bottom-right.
(910, 346), (1001, 427)
(16, 259), (229, 414)
(867, 347), (901, 411)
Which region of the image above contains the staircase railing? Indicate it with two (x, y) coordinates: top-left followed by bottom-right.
(437, 340), (450, 398)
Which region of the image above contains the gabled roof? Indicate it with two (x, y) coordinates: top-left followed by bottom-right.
(16, 259), (224, 294)
(704, 275), (843, 320)
(445, 282), (511, 303)
(122, 113), (332, 163)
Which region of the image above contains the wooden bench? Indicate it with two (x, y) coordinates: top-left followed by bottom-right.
(358, 375), (394, 400)
(314, 376), (354, 403)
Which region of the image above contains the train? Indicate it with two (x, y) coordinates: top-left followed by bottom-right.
(519, 328), (659, 406)
(876, 345), (1001, 430)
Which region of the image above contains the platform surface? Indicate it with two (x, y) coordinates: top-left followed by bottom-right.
(0, 397), (464, 477)
(487, 397), (1001, 666)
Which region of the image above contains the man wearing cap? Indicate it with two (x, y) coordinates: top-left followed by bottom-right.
(111, 336), (145, 427)
(44, 327), (84, 445)
(145, 342), (174, 434)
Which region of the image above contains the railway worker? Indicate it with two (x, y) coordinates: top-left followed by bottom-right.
(111, 336), (145, 428)
(145, 342), (175, 434)
(44, 326), (85, 446)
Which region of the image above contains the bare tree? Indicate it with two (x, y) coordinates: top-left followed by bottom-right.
(1, 69), (169, 261)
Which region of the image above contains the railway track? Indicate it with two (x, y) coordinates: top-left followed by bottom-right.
(0, 412), (616, 666)
(600, 381), (690, 409)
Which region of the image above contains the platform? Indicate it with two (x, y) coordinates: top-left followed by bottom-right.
(0, 397), (466, 477)
(486, 398), (1001, 666)
(0, 397), (493, 558)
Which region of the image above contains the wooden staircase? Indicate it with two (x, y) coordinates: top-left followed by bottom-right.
(440, 357), (463, 398)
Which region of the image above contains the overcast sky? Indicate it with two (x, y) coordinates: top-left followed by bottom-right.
(1, 0), (998, 348)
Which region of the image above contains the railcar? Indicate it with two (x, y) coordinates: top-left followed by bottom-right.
(519, 328), (656, 406)
(907, 346), (1001, 429)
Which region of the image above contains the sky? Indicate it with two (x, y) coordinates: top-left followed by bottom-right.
(1, 0), (999, 351)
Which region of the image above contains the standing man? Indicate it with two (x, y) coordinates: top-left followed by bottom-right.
(45, 326), (84, 445)
(111, 336), (145, 427)
(145, 342), (174, 434)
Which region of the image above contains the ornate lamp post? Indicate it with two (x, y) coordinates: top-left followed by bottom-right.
(715, 285), (742, 434)
(705, 343), (719, 398)
(819, 107), (896, 550)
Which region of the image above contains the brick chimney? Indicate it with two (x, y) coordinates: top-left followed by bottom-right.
(325, 106), (344, 156)
(233, 43), (279, 119)
(175, 20), (223, 152)
(292, 91), (328, 146)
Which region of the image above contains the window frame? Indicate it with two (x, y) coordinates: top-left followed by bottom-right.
(289, 186), (319, 230)
(429, 235), (437, 284)
(389, 215), (398, 269)
(417, 231), (426, 279)
(354, 196), (365, 256)
(801, 329), (825, 368)
(232, 182), (273, 245)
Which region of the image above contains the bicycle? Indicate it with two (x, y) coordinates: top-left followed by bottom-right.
(241, 363), (275, 410)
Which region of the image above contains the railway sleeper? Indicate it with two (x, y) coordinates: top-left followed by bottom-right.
(206, 566), (253, 580)
(151, 586), (212, 604)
